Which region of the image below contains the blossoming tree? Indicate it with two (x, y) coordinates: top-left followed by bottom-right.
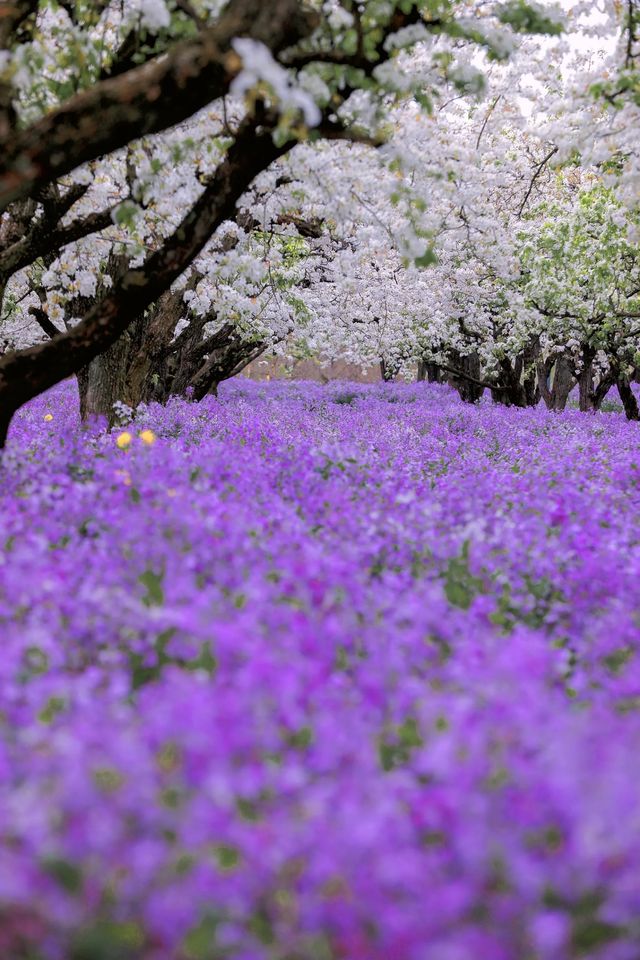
(0, 0), (564, 443)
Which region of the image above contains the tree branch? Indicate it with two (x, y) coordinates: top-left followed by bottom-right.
(0, 0), (316, 212)
(476, 95), (500, 151)
(439, 361), (506, 392)
(0, 205), (118, 281)
(283, 7), (440, 71)
(28, 306), (63, 340)
(518, 146), (558, 218)
(0, 114), (290, 436)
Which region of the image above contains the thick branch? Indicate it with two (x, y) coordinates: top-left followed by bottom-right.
(316, 120), (384, 147)
(0, 197), (37, 252)
(0, 205), (118, 281)
(28, 306), (62, 340)
(439, 361), (505, 392)
(0, 116), (289, 421)
(227, 341), (268, 378)
(0, 0), (315, 211)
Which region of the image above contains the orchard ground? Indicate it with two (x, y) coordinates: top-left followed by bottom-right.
(2, 379), (640, 959)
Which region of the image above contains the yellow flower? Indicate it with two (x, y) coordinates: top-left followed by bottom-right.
(139, 429), (156, 446)
(116, 431), (133, 449)
(43, 413), (53, 422)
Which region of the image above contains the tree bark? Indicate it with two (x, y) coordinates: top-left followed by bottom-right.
(77, 326), (143, 424)
(417, 360), (441, 383)
(447, 351), (484, 403)
(380, 359), (392, 382)
(536, 356), (553, 410)
(576, 349), (596, 412)
(190, 337), (266, 401)
(0, 0), (315, 212)
(617, 377), (640, 420)
(550, 357), (574, 411)
(521, 341), (540, 406)
(492, 356), (523, 407)
(0, 405), (10, 448)
(0, 116), (288, 445)
(591, 374), (615, 411)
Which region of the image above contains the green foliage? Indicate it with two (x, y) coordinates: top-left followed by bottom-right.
(378, 716), (424, 771)
(44, 856), (82, 893)
(138, 568), (165, 607)
(519, 182), (640, 362)
(414, 246), (439, 268)
(497, 0), (563, 35)
(443, 540), (484, 610)
(70, 920), (144, 960)
(113, 202), (139, 231)
(332, 391), (358, 405)
(183, 914), (225, 960)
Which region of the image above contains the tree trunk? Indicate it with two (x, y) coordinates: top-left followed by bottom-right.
(576, 349), (596, 412)
(76, 317), (153, 424)
(447, 351), (483, 403)
(536, 356), (553, 410)
(0, 115), (290, 446)
(418, 361), (441, 383)
(550, 357), (574, 411)
(521, 342), (540, 406)
(617, 377), (640, 420)
(0, 405), (10, 448)
(591, 374), (615, 411)
(380, 359), (394, 382)
(493, 356), (525, 407)
(191, 339), (266, 401)
(76, 366), (90, 421)
(537, 355), (575, 412)
(79, 335), (135, 424)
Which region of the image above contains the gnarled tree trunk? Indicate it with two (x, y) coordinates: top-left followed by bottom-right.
(550, 357), (574, 411)
(576, 348), (596, 412)
(191, 338), (267, 401)
(447, 351), (484, 403)
(537, 354), (575, 411)
(617, 377), (640, 420)
(417, 360), (441, 383)
(77, 316), (147, 423)
(380, 359), (395, 382)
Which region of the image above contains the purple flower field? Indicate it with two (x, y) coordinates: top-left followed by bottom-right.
(2, 379), (640, 960)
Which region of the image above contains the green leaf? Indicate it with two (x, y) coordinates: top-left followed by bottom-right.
(138, 568), (164, 606)
(113, 201), (139, 229)
(498, 0), (564, 35)
(415, 246), (438, 268)
(183, 914), (222, 960)
(443, 540), (483, 610)
(43, 856), (82, 893)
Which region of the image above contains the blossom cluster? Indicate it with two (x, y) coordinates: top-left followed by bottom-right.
(2, 380), (640, 958)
